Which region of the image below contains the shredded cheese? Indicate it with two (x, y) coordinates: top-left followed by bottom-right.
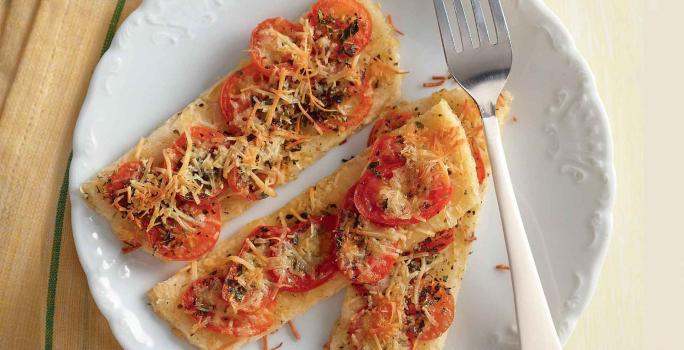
(225, 255), (256, 271)
(287, 320), (301, 340)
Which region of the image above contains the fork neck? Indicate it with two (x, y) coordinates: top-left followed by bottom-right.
(478, 100), (498, 119)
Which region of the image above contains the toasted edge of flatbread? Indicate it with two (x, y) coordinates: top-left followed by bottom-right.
(148, 99), (480, 350)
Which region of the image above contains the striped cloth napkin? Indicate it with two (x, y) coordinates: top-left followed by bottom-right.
(0, 1), (138, 349)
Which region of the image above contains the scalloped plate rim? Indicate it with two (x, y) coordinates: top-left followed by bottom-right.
(518, 0), (616, 339)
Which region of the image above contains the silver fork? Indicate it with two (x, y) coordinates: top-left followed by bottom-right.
(433, 1), (562, 349)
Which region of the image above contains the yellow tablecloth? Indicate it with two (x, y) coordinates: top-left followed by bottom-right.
(0, 0), (643, 349)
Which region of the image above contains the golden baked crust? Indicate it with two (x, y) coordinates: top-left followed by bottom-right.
(79, 0), (402, 258)
(148, 99), (480, 350)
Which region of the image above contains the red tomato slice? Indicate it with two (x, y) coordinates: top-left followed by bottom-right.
(219, 63), (271, 132)
(214, 308), (274, 337)
(405, 279), (455, 341)
(220, 225), (285, 308)
(104, 160), (145, 200)
(348, 297), (402, 348)
(367, 111), (416, 146)
(146, 199), (221, 261)
(312, 78), (373, 131)
(168, 126), (229, 200)
(354, 148), (452, 226)
(335, 235), (396, 284)
(334, 184), (398, 284)
(210, 308), (274, 337)
(221, 263), (278, 313)
(341, 183), (358, 210)
(367, 134), (406, 176)
(250, 17), (304, 74)
(413, 228), (455, 254)
(226, 167), (269, 201)
(309, 0), (373, 59)
(238, 225), (288, 257)
(106, 160), (161, 242)
(180, 273), (274, 337)
(266, 215), (338, 292)
(170, 126), (226, 161)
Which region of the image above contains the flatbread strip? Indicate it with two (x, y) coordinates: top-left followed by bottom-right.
(79, 0), (401, 257)
(324, 205), (480, 350)
(323, 88), (511, 349)
(148, 100), (480, 350)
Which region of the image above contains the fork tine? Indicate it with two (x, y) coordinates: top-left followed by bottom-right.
(488, 0), (510, 45)
(433, 0), (461, 61)
(452, 0), (474, 49)
(470, 0), (490, 46)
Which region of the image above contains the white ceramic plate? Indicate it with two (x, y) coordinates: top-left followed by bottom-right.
(70, 0), (615, 349)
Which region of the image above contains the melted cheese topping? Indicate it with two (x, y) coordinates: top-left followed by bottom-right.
(350, 249), (448, 349)
(173, 141), (231, 203)
(109, 158), (198, 235)
(337, 209), (406, 277)
(270, 222), (324, 283)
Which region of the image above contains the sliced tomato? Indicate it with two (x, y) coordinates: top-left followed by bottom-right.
(226, 167), (269, 201)
(170, 126), (226, 161)
(181, 273), (274, 337)
(309, 0), (372, 59)
(146, 199), (221, 261)
(235, 224), (287, 264)
(341, 183), (359, 210)
(219, 63), (271, 132)
(250, 17), (304, 74)
(348, 297), (402, 348)
(121, 241), (142, 254)
(221, 263), (278, 313)
(213, 308), (274, 337)
(210, 308), (274, 337)
(354, 152), (452, 226)
(311, 78), (373, 131)
(405, 278), (455, 341)
(104, 160), (145, 200)
(335, 234), (396, 284)
(220, 225), (283, 308)
(334, 185), (398, 284)
(181, 273), (225, 323)
(367, 111), (416, 146)
(413, 228), (455, 254)
(106, 160), (162, 231)
(168, 126), (229, 200)
(367, 134), (406, 176)
(266, 215), (338, 292)
(239, 225), (288, 256)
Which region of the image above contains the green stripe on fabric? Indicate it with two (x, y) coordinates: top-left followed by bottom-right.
(44, 153), (72, 350)
(100, 0), (127, 57)
(44, 1), (127, 349)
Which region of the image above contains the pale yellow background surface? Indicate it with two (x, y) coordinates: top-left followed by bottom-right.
(0, 0), (660, 349)
(643, 1), (684, 350)
(544, 2), (645, 350)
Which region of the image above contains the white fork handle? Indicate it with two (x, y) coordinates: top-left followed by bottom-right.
(482, 117), (562, 350)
